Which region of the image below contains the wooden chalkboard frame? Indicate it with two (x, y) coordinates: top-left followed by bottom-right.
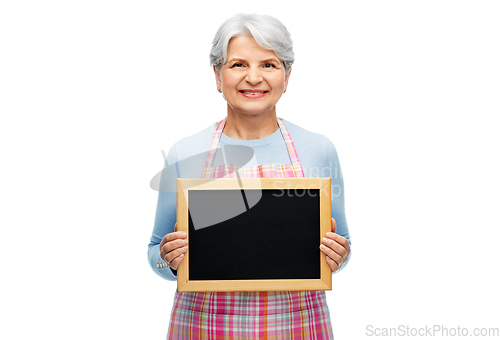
(176, 178), (332, 292)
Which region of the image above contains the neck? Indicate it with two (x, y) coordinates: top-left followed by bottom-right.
(223, 108), (279, 140)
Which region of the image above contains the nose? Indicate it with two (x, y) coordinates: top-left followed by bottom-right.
(245, 67), (263, 85)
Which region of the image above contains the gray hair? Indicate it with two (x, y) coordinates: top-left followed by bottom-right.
(210, 13), (294, 73)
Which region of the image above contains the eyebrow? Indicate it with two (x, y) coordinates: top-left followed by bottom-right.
(226, 57), (281, 64)
(226, 58), (245, 64)
(261, 58), (281, 64)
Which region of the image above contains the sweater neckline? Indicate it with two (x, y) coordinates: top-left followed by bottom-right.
(219, 126), (283, 147)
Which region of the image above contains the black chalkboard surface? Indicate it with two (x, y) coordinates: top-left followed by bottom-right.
(188, 189), (320, 280)
(176, 178), (332, 292)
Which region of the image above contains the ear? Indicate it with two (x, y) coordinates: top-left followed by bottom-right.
(284, 67), (292, 91)
(214, 65), (222, 91)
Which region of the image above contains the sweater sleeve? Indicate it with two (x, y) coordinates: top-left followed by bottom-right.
(147, 145), (179, 281)
(322, 136), (352, 273)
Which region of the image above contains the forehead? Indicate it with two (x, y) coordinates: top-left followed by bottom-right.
(227, 35), (279, 61)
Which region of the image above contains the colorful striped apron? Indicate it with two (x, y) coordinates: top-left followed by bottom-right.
(167, 118), (334, 339)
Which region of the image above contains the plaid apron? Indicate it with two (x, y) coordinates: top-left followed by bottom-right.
(167, 118), (333, 339)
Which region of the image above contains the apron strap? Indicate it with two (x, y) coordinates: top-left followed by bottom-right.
(276, 118), (305, 178)
(204, 118), (226, 169)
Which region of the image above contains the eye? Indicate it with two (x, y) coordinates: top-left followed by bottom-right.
(231, 63), (244, 68)
(263, 63), (276, 68)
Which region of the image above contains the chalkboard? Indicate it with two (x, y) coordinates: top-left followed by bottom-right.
(176, 178), (332, 292)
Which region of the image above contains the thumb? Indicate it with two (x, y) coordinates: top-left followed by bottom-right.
(331, 218), (337, 234)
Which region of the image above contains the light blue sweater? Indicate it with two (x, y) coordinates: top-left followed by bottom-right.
(147, 119), (351, 280)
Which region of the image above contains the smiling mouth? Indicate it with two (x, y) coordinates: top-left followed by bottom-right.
(239, 90), (268, 95)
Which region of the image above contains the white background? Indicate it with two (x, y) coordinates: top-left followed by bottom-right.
(1, 1), (499, 339)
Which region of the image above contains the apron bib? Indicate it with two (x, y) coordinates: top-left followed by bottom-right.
(167, 118), (333, 339)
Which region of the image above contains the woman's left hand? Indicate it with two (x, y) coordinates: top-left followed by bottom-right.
(320, 218), (351, 272)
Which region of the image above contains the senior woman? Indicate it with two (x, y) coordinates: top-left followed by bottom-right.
(148, 13), (351, 339)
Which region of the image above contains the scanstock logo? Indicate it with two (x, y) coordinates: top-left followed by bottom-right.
(150, 145), (260, 230)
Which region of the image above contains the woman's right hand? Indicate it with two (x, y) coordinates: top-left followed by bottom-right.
(159, 222), (188, 270)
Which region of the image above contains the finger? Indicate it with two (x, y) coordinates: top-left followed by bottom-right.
(161, 238), (188, 259)
(320, 244), (343, 266)
(331, 217), (336, 234)
(324, 232), (350, 251)
(343, 239), (351, 257)
(325, 255), (339, 272)
(164, 231), (187, 243)
(160, 222), (181, 245)
(169, 253), (185, 270)
(160, 228), (185, 249)
(161, 238), (188, 257)
(165, 248), (187, 270)
(324, 232), (350, 246)
(164, 245), (188, 265)
(325, 233), (351, 256)
(321, 237), (348, 259)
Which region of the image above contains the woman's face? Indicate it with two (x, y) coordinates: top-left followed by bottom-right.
(215, 35), (290, 117)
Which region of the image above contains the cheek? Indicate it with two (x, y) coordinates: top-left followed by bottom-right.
(270, 72), (286, 88)
(271, 78), (286, 92)
(220, 71), (240, 88)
